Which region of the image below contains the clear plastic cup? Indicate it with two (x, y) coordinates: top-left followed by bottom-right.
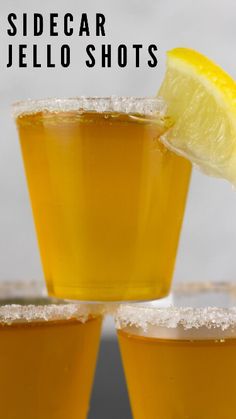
(13, 97), (191, 301)
(115, 282), (236, 419)
(0, 281), (102, 419)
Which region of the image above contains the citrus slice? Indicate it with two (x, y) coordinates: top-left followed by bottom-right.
(159, 47), (236, 184)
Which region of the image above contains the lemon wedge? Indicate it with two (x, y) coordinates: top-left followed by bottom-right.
(159, 47), (236, 184)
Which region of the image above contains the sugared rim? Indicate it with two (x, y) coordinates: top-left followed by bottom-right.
(115, 282), (236, 333)
(0, 281), (103, 324)
(12, 96), (167, 118)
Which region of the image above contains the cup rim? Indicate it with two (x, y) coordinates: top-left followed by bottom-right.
(114, 281), (236, 335)
(12, 96), (167, 118)
(0, 281), (103, 324)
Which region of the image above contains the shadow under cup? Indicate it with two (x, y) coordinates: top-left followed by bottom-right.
(116, 282), (236, 419)
(14, 97), (191, 301)
(0, 281), (102, 419)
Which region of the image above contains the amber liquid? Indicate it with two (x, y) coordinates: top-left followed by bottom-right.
(118, 330), (236, 419)
(0, 315), (101, 419)
(17, 111), (191, 301)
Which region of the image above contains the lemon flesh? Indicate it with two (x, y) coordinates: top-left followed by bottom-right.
(159, 47), (236, 184)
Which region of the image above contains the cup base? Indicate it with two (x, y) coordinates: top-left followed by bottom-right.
(46, 283), (171, 302)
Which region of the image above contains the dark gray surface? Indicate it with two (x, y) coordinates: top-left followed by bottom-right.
(89, 337), (132, 419)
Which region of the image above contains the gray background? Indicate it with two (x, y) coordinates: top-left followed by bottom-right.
(1, 1), (236, 417)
